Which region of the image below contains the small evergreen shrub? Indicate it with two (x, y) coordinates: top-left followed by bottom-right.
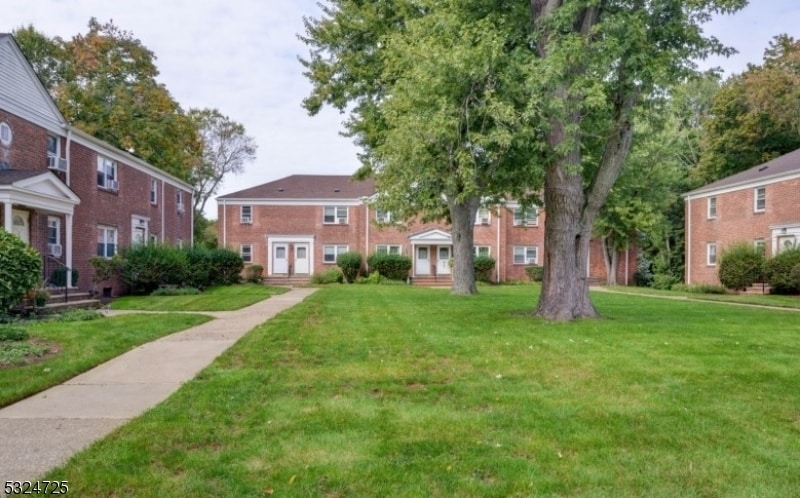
(337, 252), (363, 283)
(765, 248), (800, 294)
(718, 242), (765, 290)
(208, 248), (244, 286)
(243, 264), (264, 284)
(183, 247), (213, 289)
(473, 256), (496, 283)
(50, 267), (80, 287)
(121, 244), (188, 295)
(525, 265), (544, 282)
(0, 326), (28, 342)
(0, 230), (42, 312)
(311, 268), (343, 284)
(367, 254), (412, 281)
(634, 256), (654, 287)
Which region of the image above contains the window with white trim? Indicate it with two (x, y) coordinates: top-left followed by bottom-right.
(176, 190), (185, 213)
(241, 205), (252, 224)
(754, 187), (766, 212)
(754, 239), (766, 256)
(150, 178), (158, 204)
(97, 226), (118, 258)
(707, 197), (717, 219)
(47, 217), (61, 245)
(47, 135), (60, 159)
(474, 246), (491, 257)
(241, 244), (252, 263)
(475, 208), (491, 225)
(0, 122), (11, 146)
(513, 246), (538, 265)
(375, 209), (392, 223)
(97, 156), (118, 190)
(324, 206), (348, 224)
(513, 207), (539, 226)
(149, 233), (159, 244)
(376, 244), (401, 255)
(706, 243), (717, 266)
(323, 244), (348, 263)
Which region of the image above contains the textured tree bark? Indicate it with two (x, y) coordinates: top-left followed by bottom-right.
(602, 236), (619, 286)
(449, 196), (480, 295)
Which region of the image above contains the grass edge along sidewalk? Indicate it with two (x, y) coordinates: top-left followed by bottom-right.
(41, 285), (800, 497)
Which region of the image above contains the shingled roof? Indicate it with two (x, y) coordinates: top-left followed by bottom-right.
(218, 175), (376, 200)
(686, 148), (800, 197)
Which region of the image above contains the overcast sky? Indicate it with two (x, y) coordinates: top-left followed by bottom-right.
(4, 1), (799, 218)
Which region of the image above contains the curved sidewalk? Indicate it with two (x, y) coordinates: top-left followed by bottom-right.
(0, 287), (317, 486)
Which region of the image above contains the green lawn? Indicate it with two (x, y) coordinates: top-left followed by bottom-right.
(46, 286), (800, 496)
(605, 284), (800, 309)
(111, 284), (289, 311)
(0, 313), (211, 407)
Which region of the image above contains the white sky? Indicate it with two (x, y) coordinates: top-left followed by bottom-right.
(4, 1), (799, 218)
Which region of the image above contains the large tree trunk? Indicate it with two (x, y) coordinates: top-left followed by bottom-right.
(449, 196), (480, 295)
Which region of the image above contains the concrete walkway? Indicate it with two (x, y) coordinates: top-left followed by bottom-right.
(0, 287), (317, 486)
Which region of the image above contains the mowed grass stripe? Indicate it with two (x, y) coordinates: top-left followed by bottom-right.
(47, 285), (800, 497)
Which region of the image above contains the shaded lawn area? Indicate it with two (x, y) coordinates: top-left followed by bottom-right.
(0, 313), (211, 407)
(605, 284), (800, 309)
(111, 284), (289, 311)
(47, 286), (800, 497)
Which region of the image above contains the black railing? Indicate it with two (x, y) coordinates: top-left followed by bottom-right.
(44, 255), (74, 304)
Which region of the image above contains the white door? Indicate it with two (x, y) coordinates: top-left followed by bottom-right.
(778, 235), (796, 253)
(273, 243), (289, 274)
(416, 246), (431, 275)
(294, 243), (310, 274)
(12, 210), (29, 245)
(437, 246), (451, 275)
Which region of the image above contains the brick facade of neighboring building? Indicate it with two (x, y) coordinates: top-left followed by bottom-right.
(684, 148), (800, 285)
(1, 33), (193, 295)
(218, 175), (637, 285)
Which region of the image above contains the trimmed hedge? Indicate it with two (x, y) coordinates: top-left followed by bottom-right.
(718, 242), (765, 290)
(525, 265), (544, 282)
(473, 255), (496, 283)
(337, 252), (363, 283)
(765, 248), (800, 294)
(243, 264), (264, 284)
(367, 253), (412, 281)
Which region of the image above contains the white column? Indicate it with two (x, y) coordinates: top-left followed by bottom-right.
(65, 213), (74, 288)
(3, 202), (11, 232)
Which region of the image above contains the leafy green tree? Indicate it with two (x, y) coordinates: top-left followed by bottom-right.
(718, 242), (765, 290)
(14, 19), (201, 180)
(0, 230), (42, 312)
(188, 108), (257, 214)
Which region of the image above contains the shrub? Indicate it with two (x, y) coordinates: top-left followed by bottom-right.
(473, 255), (496, 283)
(121, 244), (187, 295)
(183, 247), (213, 289)
(0, 230), (42, 312)
(151, 286), (201, 296)
(208, 248), (243, 286)
(718, 242), (765, 290)
(685, 284), (728, 294)
(310, 268), (343, 284)
(367, 254), (412, 281)
(0, 326), (28, 342)
(50, 267), (80, 287)
(243, 264), (264, 284)
(634, 256), (654, 287)
(525, 265), (544, 282)
(652, 273), (680, 290)
(764, 248), (800, 294)
(337, 252), (363, 283)
(52, 309), (102, 322)
(359, 271), (381, 284)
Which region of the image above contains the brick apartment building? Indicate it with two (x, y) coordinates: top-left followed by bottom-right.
(684, 148), (800, 285)
(0, 33), (193, 294)
(217, 174), (636, 285)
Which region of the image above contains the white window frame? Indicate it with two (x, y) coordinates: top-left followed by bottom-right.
(241, 205), (252, 224)
(149, 233), (159, 245)
(375, 209), (392, 223)
(513, 207), (539, 227)
(475, 207), (491, 225)
(707, 243), (717, 266)
(376, 244), (401, 255)
(513, 245), (538, 265)
(240, 244), (253, 263)
(47, 135), (60, 159)
(150, 178), (158, 204)
(707, 197), (717, 219)
(323, 244), (349, 263)
(97, 156), (118, 190)
(0, 122), (11, 146)
(474, 245), (491, 257)
(324, 206), (348, 224)
(97, 226), (118, 258)
(176, 190), (185, 213)
(47, 216), (61, 245)
(754, 187), (766, 212)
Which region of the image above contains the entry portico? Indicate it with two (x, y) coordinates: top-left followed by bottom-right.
(409, 228), (452, 277)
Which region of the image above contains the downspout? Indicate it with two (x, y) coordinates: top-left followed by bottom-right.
(496, 205), (501, 283)
(685, 195), (692, 285)
(161, 180), (165, 243)
(190, 190), (194, 247)
(625, 244), (629, 286)
(65, 127), (72, 186)
(222, 199), (227, 247)
(365, 204), (370, 272)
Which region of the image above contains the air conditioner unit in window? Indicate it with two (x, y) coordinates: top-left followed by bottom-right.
(338, 218), (347, 224)
(480, 218), (490, 225)
(47, 155), (69, 172)
(48, 243), (63, 258)
(241, 216), (252, 224)
(107, 180), (119, 191)
(177, 203), (185, 213)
